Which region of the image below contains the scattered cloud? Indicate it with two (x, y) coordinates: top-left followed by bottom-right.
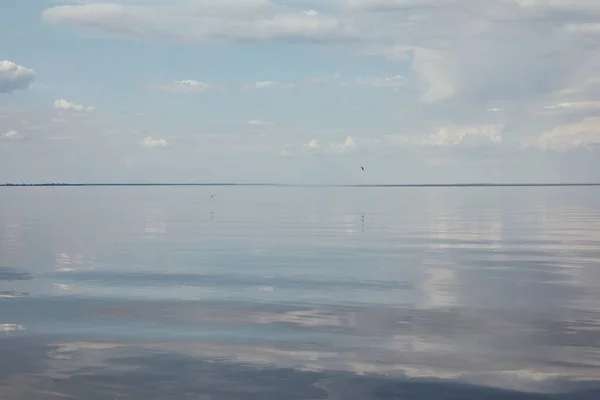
(254, 81), (278, 89)
(243, 81), (295, 90)
(351, 1), (595, 105)
(140, 136), (168, 148)
(151, 80), (213, 93)
(283, 135), (358, 156)
(354, 75), (405, 88)
(1, 130), (25, 141)
(244, 75), (404, 91)
(526, 118), (600, 152)
(3, 0), (600, 183)
(248, 119), (274, 126)
(426, 125), (503, 147)
(337, 0), (446, 12)
(542, 101), (600, 111)
(0, 60), (35, 94)
(54, 99), (95, 112)
(40, 0), (600, 108)
(303, 138), (321, 151)
(42, 2), (352, 44)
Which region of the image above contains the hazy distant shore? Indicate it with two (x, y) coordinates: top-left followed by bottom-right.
(2, 183), (600, 188)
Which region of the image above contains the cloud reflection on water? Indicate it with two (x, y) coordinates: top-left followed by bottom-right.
(1, 187), (600, 398)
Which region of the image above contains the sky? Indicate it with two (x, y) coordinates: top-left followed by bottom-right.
(1, 0), (600, 184)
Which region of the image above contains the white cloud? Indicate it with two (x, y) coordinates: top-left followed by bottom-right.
(244, 75), (405, 91)
(248, 119), (274, 126)
(409, 48), (457, 103)
(517, 0), (600, 12)
(426, 125), (503, 147)
(338, 0), (449, 12)
(302, 138), (321, 151)
(54, 99), (95, 112)
(42, 1), (351, 44)
(0, 60), (35, 94)
(543, 101), (600, 111)
(340, 135), (357, 151)
(351, 1), (593, 105)
(527, 117), (600, 151)
(564, 23), (600, 35)
(286, 135), (358, 156)
(140, 136), (168, 148)
(27, 0), (600, 183)
(151, 80), (213, 93)
(2, 130), (25, 141)
(41, 0), (600, 108)
(243, 81), (296, 90)
(354, 75), (405, 88)
(254, 81), (278, 89)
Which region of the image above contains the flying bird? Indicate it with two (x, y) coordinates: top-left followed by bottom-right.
(361, 166), (365, 171)
(209, 194), (217, 201)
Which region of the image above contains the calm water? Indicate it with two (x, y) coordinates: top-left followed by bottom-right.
(1, 186), (600, 399)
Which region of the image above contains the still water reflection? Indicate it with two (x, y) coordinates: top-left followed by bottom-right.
(1, 186), (600, 399)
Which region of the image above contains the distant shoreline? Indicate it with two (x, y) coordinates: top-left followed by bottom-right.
(2, 183), (600, 188)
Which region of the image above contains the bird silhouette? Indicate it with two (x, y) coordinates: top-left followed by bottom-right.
(209, 194), (217, 201)
(361, 166), (365, 171)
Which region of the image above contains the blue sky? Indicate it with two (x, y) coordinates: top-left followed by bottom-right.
(2, 0), (600, 183)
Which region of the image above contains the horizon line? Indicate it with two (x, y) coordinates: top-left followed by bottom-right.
(2, 182), (600, 188)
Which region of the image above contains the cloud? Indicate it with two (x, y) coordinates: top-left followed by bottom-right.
(151, 80), (213, 93)
(338, 0), (449, 12)
(42, 1), (352, 44)
(543, 101), (600, 111)
(41, 0), (600, 108)
(29, 0), (600, 183)
(526, 117), (600, 151)
(346, 0), (596, 105)
(243, 75), (404, 91)
(254, 81), (278, 89)
(354, 75), (405, 88)
(302, 138), (321, 151)
(426, 124), (503, 147)
(284, 135), (358, 156)
(54, 99), (95, 112)
(243, 81), (296, 90)
(0, 60), (35, 94)
(140, 136), (168, 148)
(248, 119), (274, 126)
(341, 135), (357, 150)
(1, 130), (25, 141)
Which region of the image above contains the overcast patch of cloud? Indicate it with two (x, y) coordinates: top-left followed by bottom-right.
(0, 61), (35, 94)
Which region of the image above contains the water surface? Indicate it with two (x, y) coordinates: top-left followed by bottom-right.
(1, 186), (600, 399)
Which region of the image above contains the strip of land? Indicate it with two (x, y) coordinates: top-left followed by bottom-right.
(2, 183), (600, 188)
